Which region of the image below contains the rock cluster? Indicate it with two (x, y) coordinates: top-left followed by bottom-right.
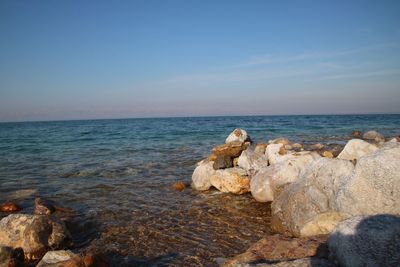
(192, 129), (400, 266)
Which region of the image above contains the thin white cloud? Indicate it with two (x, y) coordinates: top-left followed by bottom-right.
(319, 68), (400, 80)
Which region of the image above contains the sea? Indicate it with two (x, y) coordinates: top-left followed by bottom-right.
(0, 114), (399, 266)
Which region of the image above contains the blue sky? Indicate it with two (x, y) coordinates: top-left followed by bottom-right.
(1, 0), (400, 121)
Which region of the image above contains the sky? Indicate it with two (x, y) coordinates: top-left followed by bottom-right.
(1, 0), (400, 122)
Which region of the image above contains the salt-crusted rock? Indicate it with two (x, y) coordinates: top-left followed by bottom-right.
(336, 143), (400, 216)
(269, 137), (290, 146)
(210, 167), (250, 194)
(328, 215), (400, 267)
(191, 161), (216, 191)
(254, 143), (268, 154)
(362, 130), (385, 142)
(271, 158), (354, 237)
(0, 214), (72, 261)
(221, 234), (329, 267)
(212, 141), (248, 158)
(337, 139), (378, 161)
(265, 144), (284, 165)
(238, 149), (268, 174)
(225, 128), (250, 144)
(250, 152), (320, 202)
(36, 250), (82, 267)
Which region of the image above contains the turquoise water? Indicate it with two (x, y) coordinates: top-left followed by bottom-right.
(0, 114), (399, 266)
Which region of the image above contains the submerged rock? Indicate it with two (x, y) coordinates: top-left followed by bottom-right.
(210, 167), (250, 194)
(191, 161), (216, 191)
(337, 139), (378, 161)
(225, 128), (251, 144)
(271, 158), (354, 237)
(362, 130), (385, 142)
(328, 215), (400, 267)
(0, 214), (72, 261)
(0, 202), (21, 213)
(172, 182), (186, 191)
(222, 234), (329, 267)
(336, 143), (400, 216)
(250, 152), (320, 202)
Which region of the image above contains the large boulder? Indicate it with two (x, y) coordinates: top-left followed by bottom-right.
(238, 149), (268, 174)
(0, 214), (72, 261)
(328, 215), (400, 267)
(337, 139), (378, 161)
(212, 141), (248, 158)
(225, 128), (250, 144)
(210, 167), (250, 194)
(191, 161), (216, 191)
(362, 130), (385, 142)
(271, 158), (354, 237)
(336, 143), (400, 216)
(222, 234), (329, 267)
(265, 144), (284, 165)
(250, 152), (320, 202)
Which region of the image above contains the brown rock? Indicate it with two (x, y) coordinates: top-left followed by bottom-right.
(309, 143), (324, 151)
(222, 234), (329, 267)
(172, 182), (186, 191)
(34, 198), (56, 215)
(278, 146), (287, 155)
(351, 131), (362, 138)
(0, 246), (24, 267)
(211, 141), (247, 158)
(232, 157), (239, 167)
(270, 138), (290, 146)
(212, 155), (233, 170)
(292, 143), (304, 152)
(83, 253), (109, 267)
(0, 202), (21, 213)
(322, 151), (334, 158)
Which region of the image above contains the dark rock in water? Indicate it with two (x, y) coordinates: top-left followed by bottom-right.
(172, 182), (186, 191)
(0, 202), (21, 213)
(0, 214), (72, 261)
(213, 155), (233, 170)
(34, 198), (56, 215)
(351, 131), (362, 138)
(0, 246), (24, 267)
(221, 234), (329, 267)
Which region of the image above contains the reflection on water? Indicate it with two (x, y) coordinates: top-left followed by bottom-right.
(0, 115), (399, 265)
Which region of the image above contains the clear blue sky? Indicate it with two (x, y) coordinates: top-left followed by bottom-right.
(1, 0), (400, 122)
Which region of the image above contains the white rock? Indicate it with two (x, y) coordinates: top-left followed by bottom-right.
(225, 128), (249, 144)
(362, 130), (385, 142)
(265, 143), (284, 165)
(250, 152), (320, 202)
(337, 139), (378, 161)
(271, 158), (354, 237)
(191, 161), (216, 191)
(210, 167), (250, 194)
(36, 250), (80, 267)
(328, 215), (400, 267)
(238, 149), (268, 174)
(336, 143), (400, 216)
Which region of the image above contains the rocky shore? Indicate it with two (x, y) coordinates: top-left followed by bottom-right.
(192, 129), (400, 266)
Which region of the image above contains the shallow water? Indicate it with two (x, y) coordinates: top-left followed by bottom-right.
(0, 115), (399, 266)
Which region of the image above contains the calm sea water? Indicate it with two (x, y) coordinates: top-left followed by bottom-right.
(0, 114), (399, 266)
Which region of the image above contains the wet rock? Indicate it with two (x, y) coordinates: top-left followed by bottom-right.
(238, 149), (268, 174)
(210, 167), (250, 194)
(322, 151), (334, 158)
(83, 253), (109, 267)
(0, 246), (24, 267)
(269, 138), (290, 146)
(191, 161), (216, 191)
(254, 143), (268, 154)
(0, 214), (72, 261)
(336, 143), (400, 216)
(172, 182), (186, 191)
(34, 198), (56, 215)
(309, 143), (324, 151)
(351, 131), (362, 138)
(271, 158), (354, 237)
(328, 215), (400, 267)
(0, 202), (21, 213)
(213, 155), (233, 170)
(226, 128), (251, 144)
(36, 250), (81, 267)
(254, 257), (335, 267)
(362, 130), (385, 142)
(221, 234), (329, 267)
(250, 152), (320, 202)
(212, 141), (248, 158)
(337, 139), (378, 161)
